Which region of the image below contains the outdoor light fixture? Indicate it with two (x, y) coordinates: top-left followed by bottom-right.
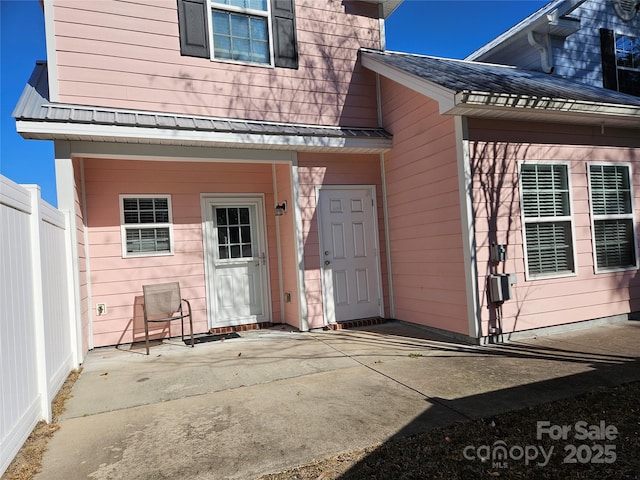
(275, 201), (287, 216)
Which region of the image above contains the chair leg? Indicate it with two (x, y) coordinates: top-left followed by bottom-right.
(145, 320), (150, 355)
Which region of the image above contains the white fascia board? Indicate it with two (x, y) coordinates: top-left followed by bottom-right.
(361, 54), (456, 114)
(454, 91), (640, 126)
(15, 121), (392, 152)
(466, 0), (587, 61)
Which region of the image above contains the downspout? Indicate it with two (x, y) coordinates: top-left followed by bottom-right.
(79, 157), (94, 350)
(527, 30), (554, 74)
(454, 117), (481, 341)
(375, 72), (394, 318)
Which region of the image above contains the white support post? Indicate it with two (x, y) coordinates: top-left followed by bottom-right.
(290, 156), (309, 331)
(25, 185), (52, 422)
(55, 143), (84, 363)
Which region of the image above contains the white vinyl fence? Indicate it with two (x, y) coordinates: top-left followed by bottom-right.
(1, 175), (79, 476)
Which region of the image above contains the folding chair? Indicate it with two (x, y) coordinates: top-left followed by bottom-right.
(143, 282), (194, 355)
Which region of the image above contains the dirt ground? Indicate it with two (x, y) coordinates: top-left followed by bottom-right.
(258, 381), (640, 480)
(2, 369), (81, 480)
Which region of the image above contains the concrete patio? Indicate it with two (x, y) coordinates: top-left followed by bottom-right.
(34, 320), (640, 480)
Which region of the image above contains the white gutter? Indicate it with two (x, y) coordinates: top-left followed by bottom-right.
(15, 121), (392, 153)
(453, 91), (640, 122)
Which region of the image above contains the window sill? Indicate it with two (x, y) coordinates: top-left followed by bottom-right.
(594, 265), (639, 274)
(210, 57), (275, 69)
(524, 270), (577, 282)
(123, 251), (174, 259)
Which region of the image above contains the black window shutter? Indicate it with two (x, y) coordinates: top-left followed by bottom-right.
(599, 28), (618, 91)
(271, 0), (299, 69)
(177, 0), (210, 58)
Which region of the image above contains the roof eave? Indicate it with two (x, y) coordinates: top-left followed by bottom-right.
(15, 120), (393, 154)
(466, 0), (587, 61)
(359, 0), (403, 18)
(361, 51), (456, 113)
(452, 91), (640, 128)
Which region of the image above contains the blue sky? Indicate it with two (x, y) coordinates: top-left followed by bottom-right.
(0, 0), (548, 206)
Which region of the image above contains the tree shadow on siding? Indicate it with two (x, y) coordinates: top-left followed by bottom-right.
(169, 2), (381, 128)
(469, 141), (533, 339)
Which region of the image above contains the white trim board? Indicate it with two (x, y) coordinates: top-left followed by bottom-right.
(16, 121), (393, 153)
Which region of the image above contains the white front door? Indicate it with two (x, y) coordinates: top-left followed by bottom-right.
(203, 196), (270, 327)
(318, 186), (382, 324)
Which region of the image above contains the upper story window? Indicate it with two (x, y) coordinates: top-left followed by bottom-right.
(120, 195), (173, 257)
(520, 163), (576, 279)
(588, 164), (637, 272)
(615, 33), (640, 95)
(600, 29), (640, 97)
(177, 0), (298, 69)
(211, 0), (270, 64)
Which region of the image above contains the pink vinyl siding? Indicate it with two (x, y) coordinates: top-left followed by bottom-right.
(379, 78), (469, 335)
(50, 0), (380, 127)
(81, 158), (281, 347)
(297, 152), (389, 329)
(468, 118), (640, 336)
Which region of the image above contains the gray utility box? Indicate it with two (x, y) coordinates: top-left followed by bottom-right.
(488, 273), (515, 304)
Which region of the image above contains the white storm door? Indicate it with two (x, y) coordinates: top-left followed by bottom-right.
(318, 187), (382, 323)
(204, 198), (269, 327)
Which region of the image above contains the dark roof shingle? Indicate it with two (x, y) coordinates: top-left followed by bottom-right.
(362, 49), (640, 107)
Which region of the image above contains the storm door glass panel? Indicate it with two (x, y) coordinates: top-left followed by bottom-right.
(216, 207), (253, 260)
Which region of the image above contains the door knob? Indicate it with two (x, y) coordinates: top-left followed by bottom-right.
(324, 260), (331, 266)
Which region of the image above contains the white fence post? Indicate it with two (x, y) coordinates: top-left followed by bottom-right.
(25, 185), (53, 423)
(0, 175), (77, 476)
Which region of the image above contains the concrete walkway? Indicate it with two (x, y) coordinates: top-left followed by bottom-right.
(35, 321), (640, 480)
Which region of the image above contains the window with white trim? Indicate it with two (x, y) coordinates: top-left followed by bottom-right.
(615, 33), (640, 96)
(120, 196), (173, 257)
(588, 164), (637, 271)
(520, 163), (576, 278)
(211, 0), (269, 64)
(176, 0), (298, 69)
(600, 29), (640, 97)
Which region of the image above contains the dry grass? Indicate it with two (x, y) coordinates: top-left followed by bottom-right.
(258, 381), (640, 480)
(2, 369), (82, 480)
